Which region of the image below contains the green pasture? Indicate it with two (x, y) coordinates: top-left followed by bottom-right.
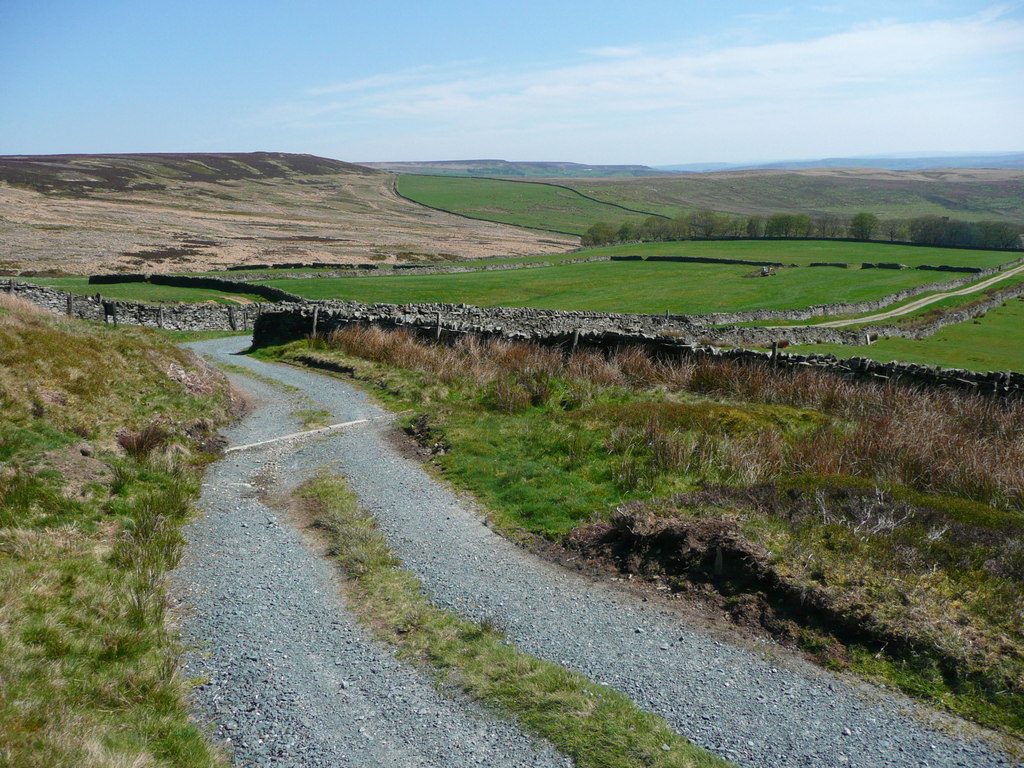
(264, 258), (974, 315)
(196, 241), (1017, 291)
(397, 174), (657, 235)
(790, 296), (1024, 372)
(20, 277), (265, 304)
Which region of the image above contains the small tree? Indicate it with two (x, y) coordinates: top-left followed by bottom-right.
(582, 222), (619, 246)
(617, 221), (639, 242)
(881, 218), (907, 242)
(689, 210), (721, 239)
(850, 212), (880, 240)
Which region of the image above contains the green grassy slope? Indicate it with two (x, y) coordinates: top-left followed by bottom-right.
(563, 171), (1024, 222)
(265, 258), (971, 314)
(396, 175), (658, 235)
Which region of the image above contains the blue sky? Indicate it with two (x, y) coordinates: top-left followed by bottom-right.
(1, 1), (1022, 164)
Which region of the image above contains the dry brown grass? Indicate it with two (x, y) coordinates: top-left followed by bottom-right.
(0, 164), (574, 274)
(322, 326), (1024, 509)
(0, 291), (44, 315)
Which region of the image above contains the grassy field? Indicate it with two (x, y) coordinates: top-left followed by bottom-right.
(397, 174), (658, 235)
(263, 257), (990, 315)
(790, 295), (1024, 371)
(19, 277), (265, 304)
(0, 294), (233, 767)
(261, 327), (1024, 739)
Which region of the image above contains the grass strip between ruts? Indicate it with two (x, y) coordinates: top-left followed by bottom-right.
(294, 474), (733, 768)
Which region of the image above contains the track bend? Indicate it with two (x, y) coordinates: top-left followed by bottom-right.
(172, 341), (568, 768)
(177, 336), (1019, 768)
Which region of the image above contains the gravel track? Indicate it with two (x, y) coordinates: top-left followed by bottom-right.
(180, 336), (1020, 768)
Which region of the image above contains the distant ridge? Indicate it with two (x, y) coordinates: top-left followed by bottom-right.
(360, 159), (670, 178)
(657, 152), (1024, 173)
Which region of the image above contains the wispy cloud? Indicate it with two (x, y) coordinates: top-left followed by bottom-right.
(257, 6), (1024, 161)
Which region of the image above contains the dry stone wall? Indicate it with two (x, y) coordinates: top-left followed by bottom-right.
(3, 281), (261, 331)
(250, 299), (1023, 396)
(7, 278), (1021, 394)
(88, 273), (305, 303)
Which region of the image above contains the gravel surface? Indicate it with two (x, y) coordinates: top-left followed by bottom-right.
(181, 336), (1021, 768)
(172, 340), (569, 768)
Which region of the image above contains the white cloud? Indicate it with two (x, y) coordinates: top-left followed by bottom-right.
(259, 6), (1024, 161)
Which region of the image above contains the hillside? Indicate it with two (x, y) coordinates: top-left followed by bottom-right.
(395, 174), (662, 235)
(0, 153), (576, 275)
(565, 167), (1024, 222)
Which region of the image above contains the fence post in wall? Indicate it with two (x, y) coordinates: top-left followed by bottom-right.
(311, 306), (319, 338)
(228, 305), (237, 331)
(571, 328), (580, 354)
(157, 306), (164, 329)
(66, 294), (73, 317)
(5, 281), (13, 294)
(771, 340), (779, 367)
(435, 311), (442, 342)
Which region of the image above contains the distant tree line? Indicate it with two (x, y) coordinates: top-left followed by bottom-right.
(582, 210), (1023, 250)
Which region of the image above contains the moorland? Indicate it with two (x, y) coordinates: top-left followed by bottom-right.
(4, 151), (1024, 766)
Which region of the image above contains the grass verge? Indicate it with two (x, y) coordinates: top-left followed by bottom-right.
(295, 473), (731, 768)
(0, 294), (234, 767)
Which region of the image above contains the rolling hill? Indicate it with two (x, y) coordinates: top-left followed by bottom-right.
(565, 167), (1024, 222)
(0, 153), (576, 275)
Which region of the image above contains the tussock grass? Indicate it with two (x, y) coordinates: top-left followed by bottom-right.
(0, 304), (233, 767)
(296, 474), (731, 768)
(265, 325), (1024, 736)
